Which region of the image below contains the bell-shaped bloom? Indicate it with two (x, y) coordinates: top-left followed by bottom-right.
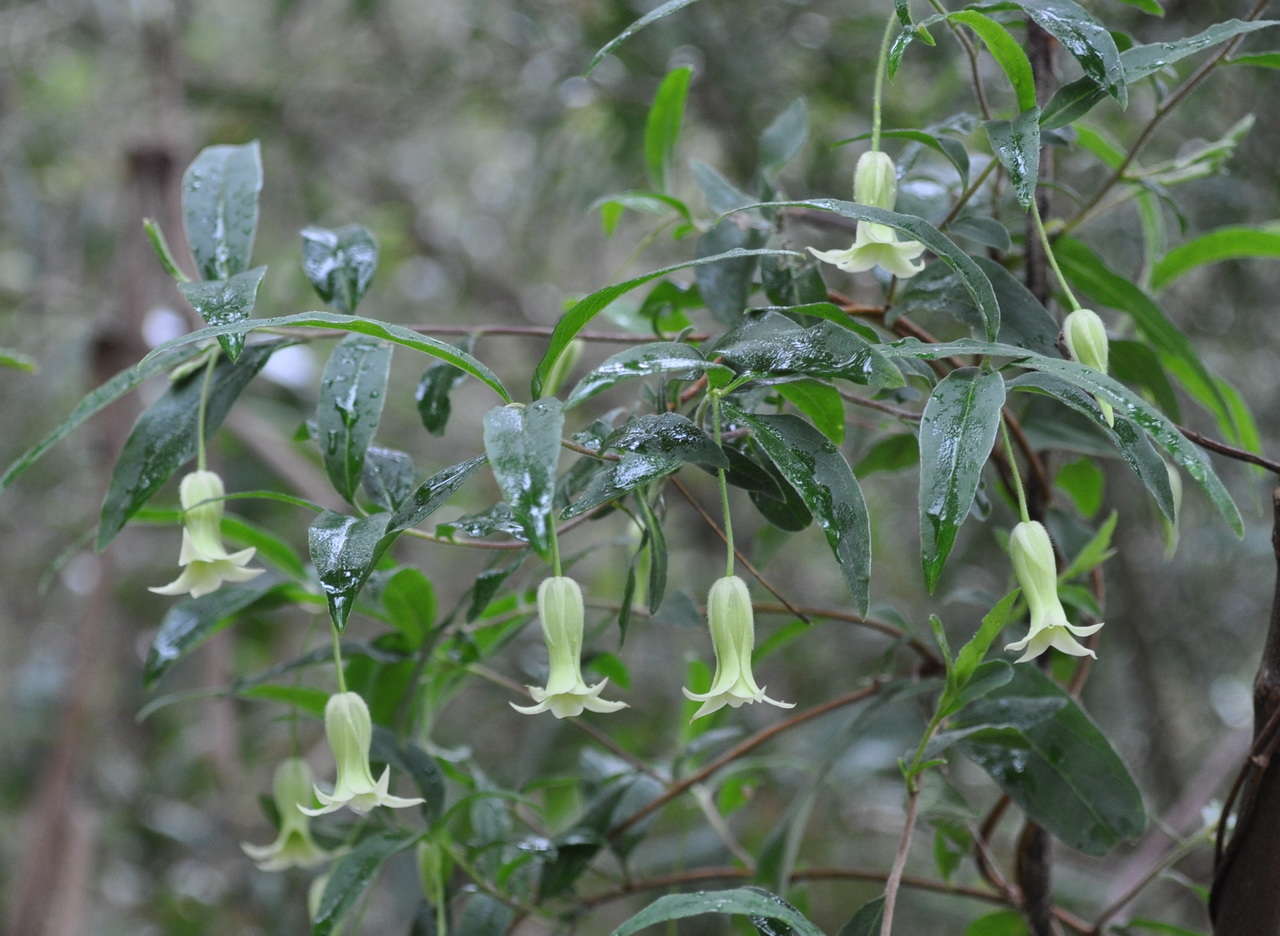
(301, 692), (425, 816)
(808, 150), (926, 279)
(683, 575), (795, 720)
(241, 758), (337, 871)
(1063, 308), (1114, 427)
(150, 470), (263, 598)
(511, 577), (627, 719)
(1004, 521), (1103, 663)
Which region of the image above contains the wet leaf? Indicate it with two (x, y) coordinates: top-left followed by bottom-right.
(182, 141), (262, 282)
(985, 107), (1040, 210)
(313, 831), (417, 936)
(308, 510), (393, 631)
(388, 455), (487, 534)
(645, 67), (692, 192)
(317, 334), (392, 503)
(611, 887), (824, 936)
(608, 412), (726, 468)
(362, 446), (417, 512)
(301, 224), (378, 314)
(483, 399), (564, 557)
(566, 342), (728, 409)
(177, 266), (266, 360)
(715, 313), (903, 388)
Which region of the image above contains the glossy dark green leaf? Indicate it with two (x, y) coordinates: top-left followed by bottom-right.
(985, 107), (1040, 210)
(918, 368), (1005, 592)
(950, 665), (1146, 856)
(308, 510), (393, 631)
(182, 141), (262, 282)
(777, 380), (844, 444)
(855, 433), (919, 477)
(317, 334), (392, 503)
(611, 887), (824, 936)
(313, 831), (417, 936)
(301, 224), (378, 314)
(948, 10), (1038, 111)
(369, 726), (445, 820)
(145, 577), (284, 685)
(97, 342), (281, 549)
(715, 314), (903, 388)
(838, 897), (885, 936)
(563, 453), (680, 519)
(950, 215), (1011, 252)
(638, 494), (668, 614)
(1007, 372), (1175, 520)
(719, 444), (785, 497)
(414, 337), (474, 435)
(835, 128), (969, 186)
(455, 894), (514, 935)
(999, 0), (1126, 105)
(728, 406), (871, 613)
(380, 567), (435, 648)
(482, 399), (563, 557)
(362, 446), (416, 512)
(748, 455), (812, 532)
(531, 247), (799, 398)
(609, 412), (726, 468)
(1151, 224), (1280, 290)
(760, 249), (829, 308)
(759, 97), (808, 173)
(177, 266), (266, 360)
(696, 219), (761, 324)
(1108, 339), (1180, 419)
(566, 342), (729, 409)
(738, 199), (1000, 339)
(900, 259), (1056, 355)
(388, 455), (487, 534)
(587, 0), (705, 71)
(645, 67), (692, 192)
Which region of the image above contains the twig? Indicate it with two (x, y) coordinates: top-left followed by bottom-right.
(880, 789), (922, 936)
(276, 323), (712, 344)
(1178, 424), (1280, 476)
(752, 601), (939, 665)
(941, 159), (1000, 229)
(1090, 829), (1211, 934)
(837, 389), (922, 422)
(400, 512), (595, 550)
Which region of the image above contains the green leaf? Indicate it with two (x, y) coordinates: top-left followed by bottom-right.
(1059, 510), (1118, 582)
(952, 589), (1021, 691)
(692, 162), (757, 215)
(952, 215), (1010, 253)
(645, 67), (692, 192)
(1151, 223), (1280, 290)
(966, 910), (1030, 935)
(985, 107), (1041, 210)
(1007, 372), (1176, 521)
(948, 10), (1038, 111)
(1000, 0), (1126, 105)
(362, 446), (417, 512)
(182, 141), (262, 282)
(587, 0), (705, 72)
(482, 399), (563, 557)
(382, 567), (435, 648)
(301, 224), (379, 314)
(610, 887), (824, 936)
(1056, 457), (1104, 517)
(388, 455), (487, 534)
(313, 831), (417, 936)
(1123, 921), (1205, 936)
(695, 220), (761, 325)
(918, 368), (1006, 592)
(835, 128), (970, 187)
(455, 894), (514, 935)
(238, 683), (328, 714)
(145, 577), (284, 685)
(0, 347), (36, 372)
(97, 342), (281, 549)
(317, 335), (392, 502)
(308, 510), (393, 631)
(855, 433), (919, 478)
(950, 665), (1146, 855)
(737, 199), (1001, 339)
(777, 380), (845, 445)
(1227, 50), (1280, 68)
(1109, 339), (1180, 419)
(177, 266), (267, 361)
(593, 191), (694, 235)
(141, 310), (510, 402)
(714, 312), (904, 388)
(609, 412), (727, 468)
(415, 337), (474, 435)
(728, 407), (871, 613)
(530, 248), (800, 399)
(564, 453), (681, 519)
(759, 97), (808, 173)
(566, 342), (729, 409)
(838, 897), (885, 936)
(1113, 0), (1163, 15)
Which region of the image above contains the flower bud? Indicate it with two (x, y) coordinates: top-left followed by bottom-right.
(1004, 521), (1103, 663)
(809, 150), (926, 279)
(1063, 308), (1114, 427)
(150, 470), (264, 599)
(682, 575), (794, 720)
(510, 577), (627, 719)
(854, 150), (898, 211)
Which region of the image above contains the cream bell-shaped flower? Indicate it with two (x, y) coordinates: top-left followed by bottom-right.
(1004, 521), (1103, 663)
(241, 758), (337, 871)
(149, 470), (264, 599)
(1063, 308), (1114, 427)
(808, 150), (926, 279)
(301, 692), (424, 816)
(683, 575), (795, 721)
(511, 577), (627, 719)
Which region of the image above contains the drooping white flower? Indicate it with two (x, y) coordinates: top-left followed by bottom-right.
(683, 575), (795, 720)
(1063, 308), (1114, 427)
(511, 577), (627, 719)
(1004, 521), (1103, 663)
(240, 758), (337, 871)
(149, 470), (263, 598)
(300, 692), (425, 816)
(808, 150), (926, 279)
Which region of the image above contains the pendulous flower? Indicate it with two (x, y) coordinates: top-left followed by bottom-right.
(1063, 308), (1114, 427)
(241, 757), (337, 871)
(683, 575), (794, 720)
(150, 470), (264, 599)
(510, 576), (627, 719)
(301, 692), (425, 816)
(1004, 520), (1103, 663)
(808, 150), (926, 279)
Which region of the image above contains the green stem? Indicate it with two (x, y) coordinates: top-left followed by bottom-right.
(1030, 199), (1082, 312)
(330, 623), (348, 694)
(711, 393), (735, 577)
(195, 347), (219, 471)
(549, 516), (563, 577)
(1001, 420), (1031, 524)
(871, 11), (898, 152)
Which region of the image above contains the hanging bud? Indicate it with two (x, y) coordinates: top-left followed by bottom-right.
(510, 577), (628, 718)
(1063, 308), (1114, 427)
(240, 758), (337, 871)
(1004, 521), (1103, 663)
(808, 150), (926, 279)
(682, 575), (795, 720)
(301, 692), (425, 816)
(149, 470), (264, 599)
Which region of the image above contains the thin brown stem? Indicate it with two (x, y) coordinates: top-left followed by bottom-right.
(837, 389), (921, 422)
(1177, 424), (1280, 476)
(881, 789), (922, 936)
(941, 158), (999, 229)
(400, 511), (595, 550)
(277, 323), (712, 344)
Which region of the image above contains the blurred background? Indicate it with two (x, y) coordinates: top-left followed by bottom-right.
(2, 0), (1279, 932)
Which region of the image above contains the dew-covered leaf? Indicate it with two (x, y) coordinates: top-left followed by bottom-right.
(301, 224), (378, 314)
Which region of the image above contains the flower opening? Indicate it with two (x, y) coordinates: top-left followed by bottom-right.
(1004, 521), (1103, 664)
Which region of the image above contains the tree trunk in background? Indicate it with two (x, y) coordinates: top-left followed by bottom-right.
(1211, 489), (1280, 933)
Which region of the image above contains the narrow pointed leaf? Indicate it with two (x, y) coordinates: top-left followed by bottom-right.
(997, 0), (1126, 105)
(388, 455), (488, 534)
(308, 510), (393, 631)
(317, 334), (392, 502)
(362, 446), (417, 512)
(182, 141), (262, 281)
(611, 887), (824, 936)
(608, 412), (726, 468)
(715, 313), (903, 388)
(948, 10), (1038, 111)
(985, 107), (1041, 210)
(759, 97), (808, 173)
(177, 266), (266, 360)
(588, 0), (706, 72)
(483, 399), (563, 556)
(566, 342), (729, 408)
(313, 831), (417, 936)
(645, 67), (692, 192)
(1151, 224), (1280, 290)
(301, 224), (378, 314)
